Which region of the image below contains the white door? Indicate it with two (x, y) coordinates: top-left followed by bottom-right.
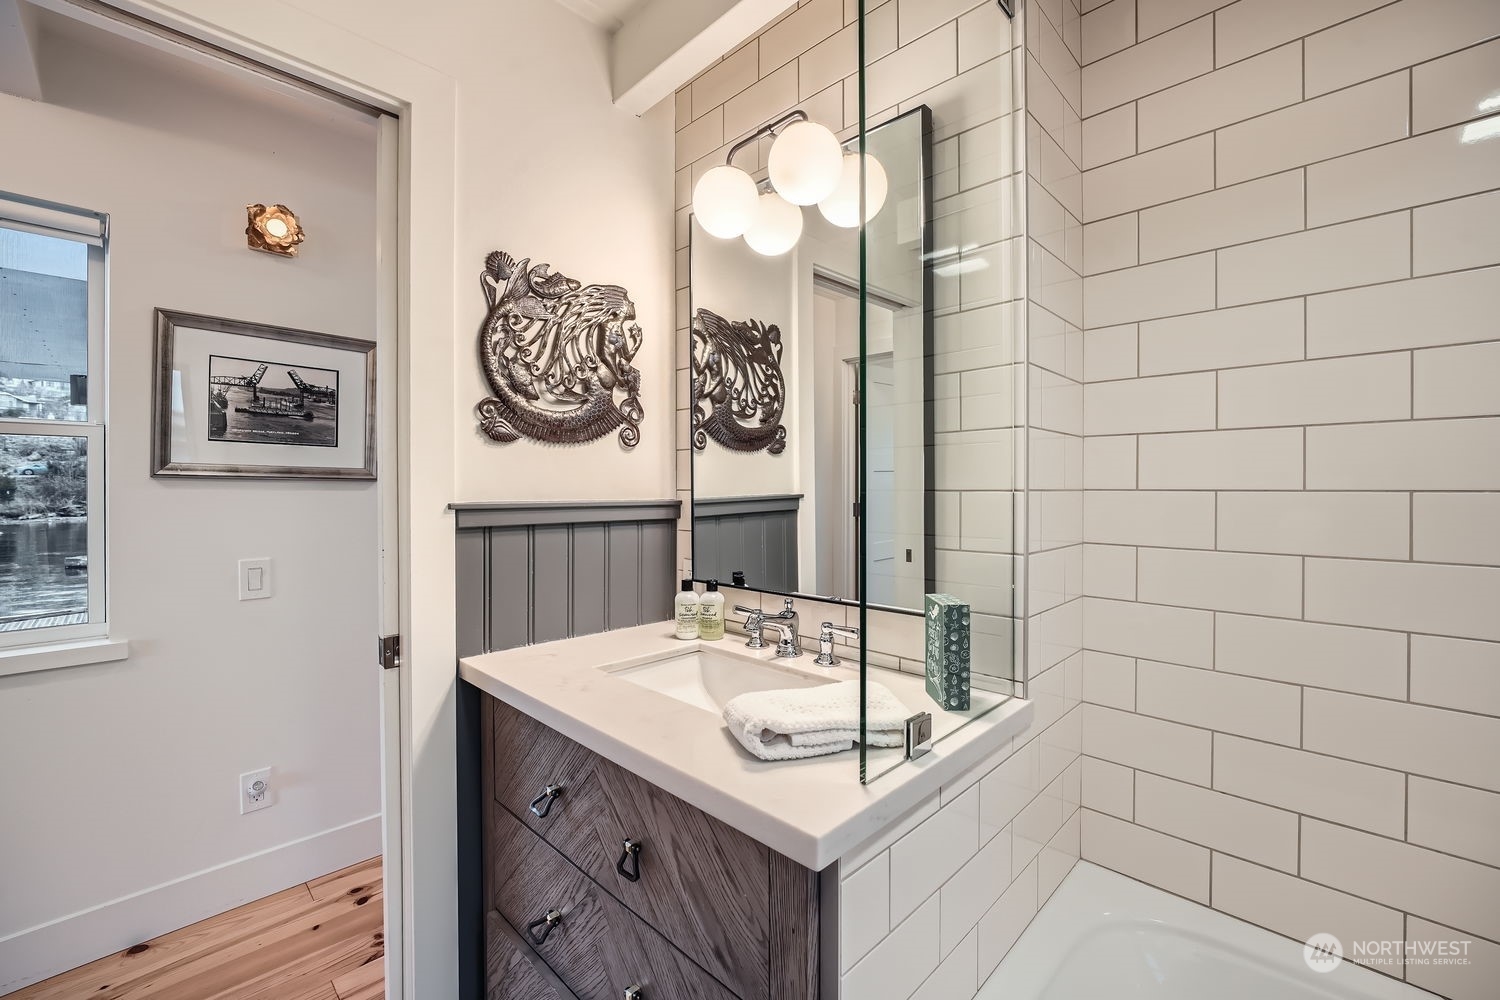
(863, 353), (898, 606)
(373, 113), (404, 996)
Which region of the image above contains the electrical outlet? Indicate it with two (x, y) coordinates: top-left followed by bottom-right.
(240, 767), (273, 814)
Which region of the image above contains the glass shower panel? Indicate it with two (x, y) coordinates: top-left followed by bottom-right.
(858, 0), (1024, 783)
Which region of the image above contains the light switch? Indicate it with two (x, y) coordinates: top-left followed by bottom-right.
(238, 557), (272, 601)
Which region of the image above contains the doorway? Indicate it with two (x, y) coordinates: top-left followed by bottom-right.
(0, 4), (401, 997)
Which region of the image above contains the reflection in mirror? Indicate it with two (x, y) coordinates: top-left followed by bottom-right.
(690, 107), (932, 608)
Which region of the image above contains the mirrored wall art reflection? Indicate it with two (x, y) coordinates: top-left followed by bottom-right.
(691, 308), (788, 456)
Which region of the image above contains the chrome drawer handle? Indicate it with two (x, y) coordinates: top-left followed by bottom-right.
(529, 783), (564, 818)
(616, 838), (643, 882)
(623, 987), (644, 1000)
(526, 908), (563, 946)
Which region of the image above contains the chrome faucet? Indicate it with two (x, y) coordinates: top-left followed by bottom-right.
(814, 622), (860, 666)
(763, 620), (802, 658)
(765, 597), (800, 657)
(735, 605), (766, 649)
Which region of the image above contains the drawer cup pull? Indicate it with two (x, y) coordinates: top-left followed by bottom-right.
(623, 987), (644, 1000)
(529, 784), (564, 818)
(616, 838), (643, 882)
(526, 908), (563, 946)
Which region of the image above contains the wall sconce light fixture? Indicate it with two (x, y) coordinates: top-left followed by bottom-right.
(818, 153), (889, 228)
(246, 204), (305, 257)
(691, 110), (888, 257)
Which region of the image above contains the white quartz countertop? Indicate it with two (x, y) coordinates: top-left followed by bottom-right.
(458, 622), (1033, 871)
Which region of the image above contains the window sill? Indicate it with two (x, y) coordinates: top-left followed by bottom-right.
(0, 637), (130, 678)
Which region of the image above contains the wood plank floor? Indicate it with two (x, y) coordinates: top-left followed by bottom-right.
(12, 857), (384, 1000)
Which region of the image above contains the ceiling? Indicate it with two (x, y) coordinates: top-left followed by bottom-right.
(550, 0), (653, 32)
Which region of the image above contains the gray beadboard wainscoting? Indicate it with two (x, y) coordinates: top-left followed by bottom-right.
(692, 493), (801, 595)
(453, 500), (681, 657)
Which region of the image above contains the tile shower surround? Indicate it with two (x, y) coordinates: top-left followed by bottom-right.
(681, 0), (1498, 998)
(1076, 0), (1500, 998)
(673, 0), (1086, 997)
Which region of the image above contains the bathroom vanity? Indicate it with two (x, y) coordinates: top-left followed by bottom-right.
(460, 624), (1033, 1000)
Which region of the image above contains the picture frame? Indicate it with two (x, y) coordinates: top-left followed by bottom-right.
(151, 308), (376, 479)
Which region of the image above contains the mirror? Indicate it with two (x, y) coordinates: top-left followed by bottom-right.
(690, 107), (933, 612)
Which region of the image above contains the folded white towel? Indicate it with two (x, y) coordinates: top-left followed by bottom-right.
(722, 680), (912, 761)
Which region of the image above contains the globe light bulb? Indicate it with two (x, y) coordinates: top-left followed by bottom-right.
(692, 164), (760, 239)
(743, 191), (803, 256)
(767, 120), (844, 206)
(817, 153), (890, 228)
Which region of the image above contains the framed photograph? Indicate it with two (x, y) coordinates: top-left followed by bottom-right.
(151, 309), (375, 479)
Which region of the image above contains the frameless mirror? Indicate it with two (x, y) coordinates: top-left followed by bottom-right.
(690, 107), (933, 613)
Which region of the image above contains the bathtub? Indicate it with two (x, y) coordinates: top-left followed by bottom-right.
(979, 862), (1432, 999)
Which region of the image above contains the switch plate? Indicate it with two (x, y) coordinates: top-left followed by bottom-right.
(238, 558), (272, 601)
(240, 767), (272, 814)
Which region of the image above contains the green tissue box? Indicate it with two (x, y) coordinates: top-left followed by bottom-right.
(925, 593), (971, 712)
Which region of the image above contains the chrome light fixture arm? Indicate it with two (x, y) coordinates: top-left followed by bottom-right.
(724, 109), (809, 168)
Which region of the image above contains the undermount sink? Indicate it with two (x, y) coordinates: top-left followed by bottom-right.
(606, 647), (832, 715)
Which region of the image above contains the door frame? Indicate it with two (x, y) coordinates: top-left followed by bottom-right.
(839, 357), (859, 599)
(102, 2), (462, 996)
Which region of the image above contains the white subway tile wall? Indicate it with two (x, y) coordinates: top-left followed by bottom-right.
(1079, 0), (1500, 986)
(1021, 0), (1087, 970)
(839, 673), (1082, 999)
(676, 3), (1084, 996)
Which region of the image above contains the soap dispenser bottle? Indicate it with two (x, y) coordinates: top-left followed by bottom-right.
(674, 580), (700, 640)
(699, 580), (726, 640)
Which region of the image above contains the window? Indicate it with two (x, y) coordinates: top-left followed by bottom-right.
(0, 194), (108, 649)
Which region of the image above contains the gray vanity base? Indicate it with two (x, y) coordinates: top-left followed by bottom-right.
(482, 695), (820, 1000)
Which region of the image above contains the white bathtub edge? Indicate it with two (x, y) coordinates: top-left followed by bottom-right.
(978, 861), (1440, 1000)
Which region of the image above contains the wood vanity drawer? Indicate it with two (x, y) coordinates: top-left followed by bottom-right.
(492, 699), (772, 1000)
(489, 804), (740, 1000)
(485, 911), (580, 1000)
(491, 700), (599, 832)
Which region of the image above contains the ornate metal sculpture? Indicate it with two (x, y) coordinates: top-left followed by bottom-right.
(475, 251), (644, 448)
(691, 307), (788, 455)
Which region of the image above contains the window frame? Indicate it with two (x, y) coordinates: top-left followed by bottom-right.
(0, 209), (109, 651)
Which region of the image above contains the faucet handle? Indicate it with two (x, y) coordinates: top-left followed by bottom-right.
(815, 622), (860, 666)
(736, 606), (767, 649)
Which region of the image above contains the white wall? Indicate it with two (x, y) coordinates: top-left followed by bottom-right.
(368, 0), (677, 505)
(1076, 2), (1500, 997)
(0, 14), (380, 991)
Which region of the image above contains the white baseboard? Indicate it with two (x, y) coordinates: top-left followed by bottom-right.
(0, 815), (382, 996)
